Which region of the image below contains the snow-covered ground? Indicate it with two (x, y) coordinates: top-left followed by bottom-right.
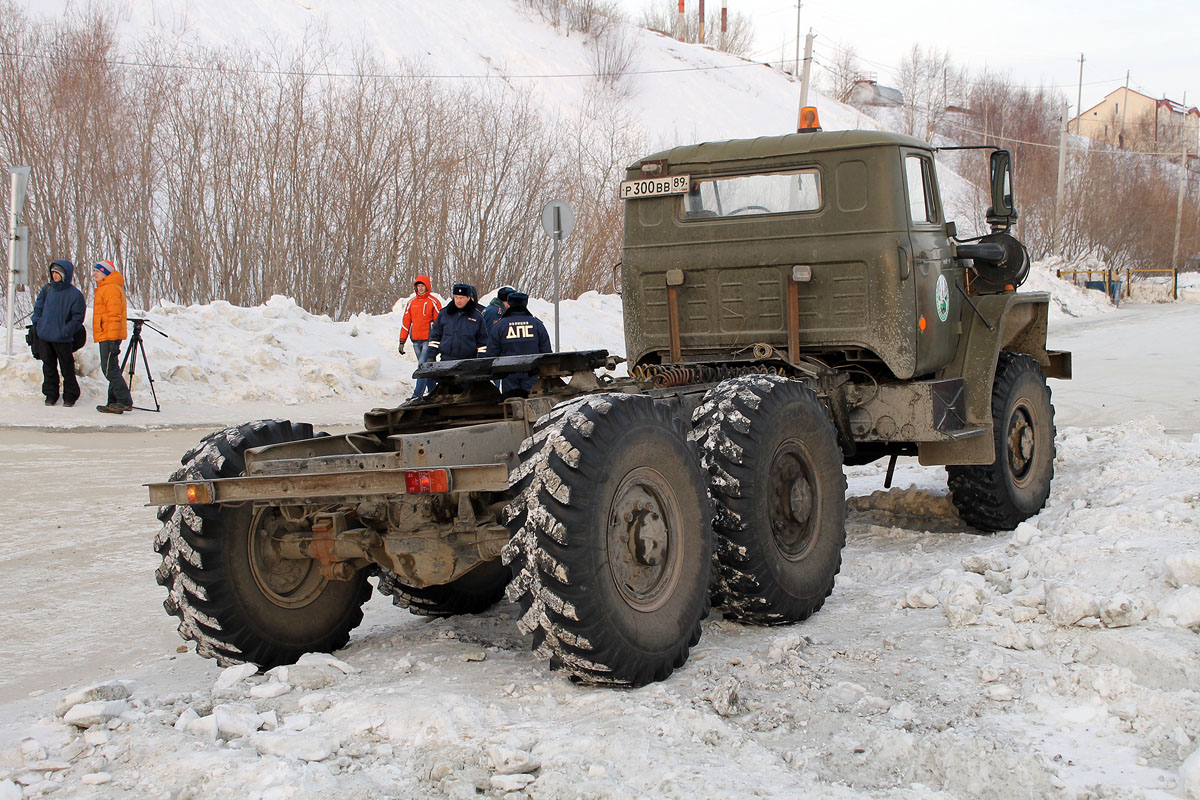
(2, 269), (1200, 799)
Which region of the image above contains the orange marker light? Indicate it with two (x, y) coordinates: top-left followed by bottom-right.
(798, 106), (821, 133)
(919, 316), (927, 331)
(184, 482), (214, 504)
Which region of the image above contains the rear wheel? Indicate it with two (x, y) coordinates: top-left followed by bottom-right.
(503, 394), (713, 686)
(153, 420), (371, 669)
(948, 352), (1056, 532)
(375, 560), (509, 616)
(691, 375), (847, 624)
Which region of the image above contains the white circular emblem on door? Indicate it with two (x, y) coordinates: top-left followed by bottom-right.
(935, 274), (950, 323)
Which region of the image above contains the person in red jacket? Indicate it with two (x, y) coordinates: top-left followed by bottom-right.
(398, 274), (442, 398)
(92, 260), (134, 414)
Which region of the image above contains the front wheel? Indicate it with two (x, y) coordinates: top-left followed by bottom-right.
(153, 420), (372, 669)
(503, 394), (714, 687)
(948, 352), (1056, 532)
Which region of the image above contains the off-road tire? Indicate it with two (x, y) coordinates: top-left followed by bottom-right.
(691, 375), (847, 624)
(375, 560), (509, 616)
(948, 352), (1056, 532)
(153, 420), (372, 669)
(502, 394), (714, 687)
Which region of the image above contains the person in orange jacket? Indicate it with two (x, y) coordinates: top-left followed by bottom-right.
(398, 274), (442, 398)
(91, 260), (133, 414)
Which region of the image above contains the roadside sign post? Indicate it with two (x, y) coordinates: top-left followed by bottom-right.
(540, 199), (574, 351)
(6, 166), (31, 357)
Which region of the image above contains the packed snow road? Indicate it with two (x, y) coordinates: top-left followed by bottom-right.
(1, 302), (1199, 798)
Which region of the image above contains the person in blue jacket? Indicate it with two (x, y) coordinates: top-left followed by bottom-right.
(481, 285), (515, 329)
(31, 259), (86, 407)
(426, 283), (488, 362)
(485, 291), (552, 397)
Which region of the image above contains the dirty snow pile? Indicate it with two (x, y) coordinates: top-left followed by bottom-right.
(3, 417), (1200, 799)
(1026, 258), (1120, 321)
(1032, 256), (1200, 312)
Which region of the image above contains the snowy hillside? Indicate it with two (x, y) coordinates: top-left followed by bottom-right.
(23, 0), (874, 144)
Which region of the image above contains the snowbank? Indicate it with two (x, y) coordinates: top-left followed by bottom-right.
(1026, 258), (1118, 321)
(0, 292), (625, 428)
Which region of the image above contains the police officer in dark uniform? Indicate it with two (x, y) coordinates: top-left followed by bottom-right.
(482, 285), (514, 329)
(427, 283), (488, 362)
(485, 291), (552, 397)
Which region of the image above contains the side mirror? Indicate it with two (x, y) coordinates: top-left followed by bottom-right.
(989, 150), (1014, 218)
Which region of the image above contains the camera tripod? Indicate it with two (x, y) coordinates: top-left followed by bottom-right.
(120, 317), (167, 412)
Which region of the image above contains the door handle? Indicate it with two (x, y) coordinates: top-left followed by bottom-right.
(915, 251), (934, 275)
(897, 246), (911, 280)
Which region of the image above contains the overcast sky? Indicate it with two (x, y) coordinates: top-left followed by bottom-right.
(616, 0), (1199, 115)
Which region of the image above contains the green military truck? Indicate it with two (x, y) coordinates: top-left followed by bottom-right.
(150, 120), (1070, 687)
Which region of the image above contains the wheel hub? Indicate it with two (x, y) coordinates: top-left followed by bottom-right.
(769, 442), (819, 560)
(608, 468), (682, 613)
(789, 477), (814, 524)
(1007, 402), (1037, 483)
(249, 509), (328, 608)
(623, 501), (667, 566)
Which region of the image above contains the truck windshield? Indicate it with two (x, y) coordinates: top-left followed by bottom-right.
(682, 169), (821, 219)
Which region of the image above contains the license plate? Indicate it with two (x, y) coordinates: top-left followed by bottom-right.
(619, 174), (690, 200)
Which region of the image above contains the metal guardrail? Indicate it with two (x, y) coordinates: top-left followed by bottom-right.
(1056, 267), (1179, 301)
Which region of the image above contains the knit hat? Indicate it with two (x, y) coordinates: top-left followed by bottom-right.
(497, 285), (515, 302)
(92, 260), (114, 276)
(50, 263), (66, 279)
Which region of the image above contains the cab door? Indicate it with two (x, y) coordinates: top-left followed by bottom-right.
(903, 151), (958, 375)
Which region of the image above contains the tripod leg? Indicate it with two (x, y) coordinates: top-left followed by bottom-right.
(123, 332), (140, 385)
(138, 337), (161, 412)
(120, 331), (137, 372)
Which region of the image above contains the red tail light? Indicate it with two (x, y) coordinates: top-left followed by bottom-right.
(405, 469), (450, 493)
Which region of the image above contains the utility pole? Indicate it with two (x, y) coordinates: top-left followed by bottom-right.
(1172, 145), (1188, 271)
(698, 0), (705, 44)
(793, 1), (803, 76)
(1055, 102), (1069, 258)
(798, 31), (815, 111)
(1075, 53), (1085, 135)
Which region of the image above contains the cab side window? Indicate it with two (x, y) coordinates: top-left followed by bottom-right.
(905, 155), (939, 224)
